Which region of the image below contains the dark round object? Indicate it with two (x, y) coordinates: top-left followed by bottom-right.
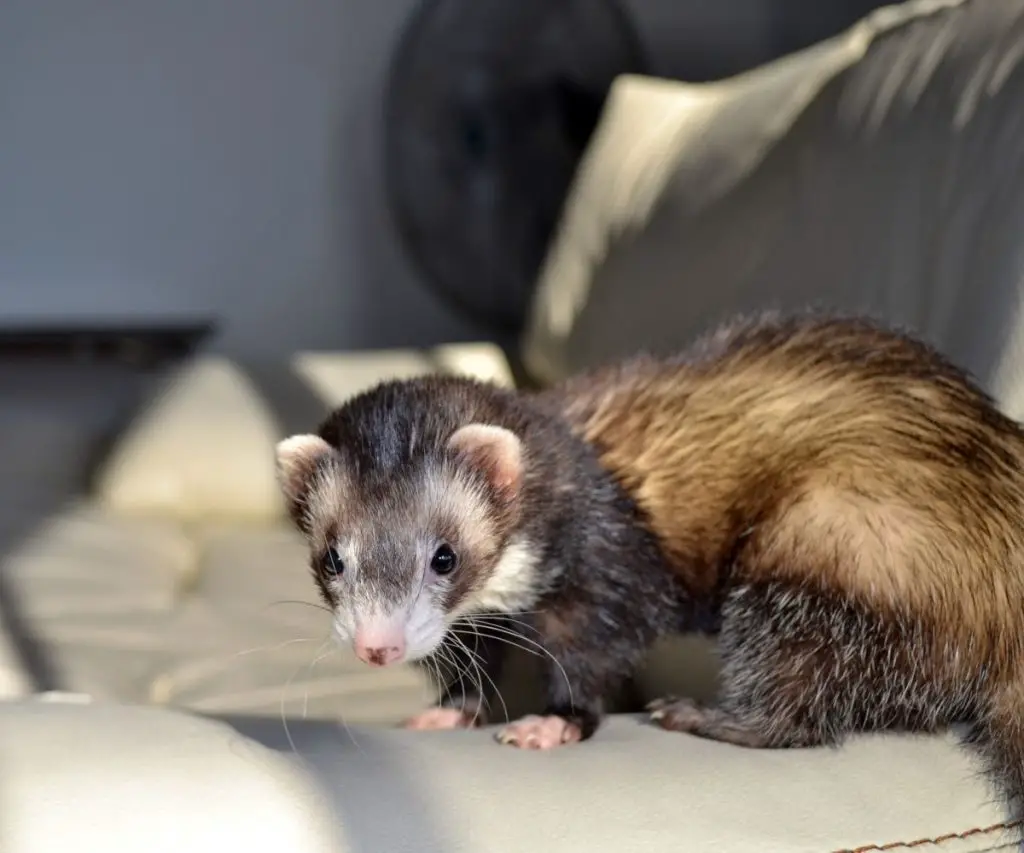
(384, 0), (647, 334)
(430, 543), (458, 574)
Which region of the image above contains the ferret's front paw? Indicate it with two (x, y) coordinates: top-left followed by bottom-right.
(495, 714), (582, 749)
(402, 706), (481, 731)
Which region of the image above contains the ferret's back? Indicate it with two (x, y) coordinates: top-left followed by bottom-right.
(546, 313), (1024, 650)
(554, 314), (1020, 470)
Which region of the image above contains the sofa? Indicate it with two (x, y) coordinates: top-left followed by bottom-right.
(5, 0), (1024, 849)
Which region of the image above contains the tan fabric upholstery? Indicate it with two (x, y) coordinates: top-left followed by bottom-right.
(294, 716), (1017, 852)
(95, 356), (287, 523)
(0, 699), (341, 853)
(0, 698), (1017, 853)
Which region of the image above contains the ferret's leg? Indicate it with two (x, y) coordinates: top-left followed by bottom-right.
(648, 582), (839, 746)
(647, 697), (819, 747)
(493, 651), (604, 750)
(969, 678), (1024, 842)
(650, 581), (947, 748)
(495, 606), (646, 750)
(404, 622), (509, 731)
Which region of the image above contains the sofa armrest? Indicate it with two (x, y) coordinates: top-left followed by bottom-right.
(0, 698), (342, 853)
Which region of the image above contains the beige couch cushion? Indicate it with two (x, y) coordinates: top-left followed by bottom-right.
(521, 0), (1024, 417)
(94, 344), (514, 523)
(0, 699), (341, 853)
(5, 699), (1011, 853)
(95, 356), (287, 523)
(290, 716), (1017, 853)
(2, 500), (434, 721)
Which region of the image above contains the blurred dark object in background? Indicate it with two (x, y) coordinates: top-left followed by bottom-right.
(385, 0), (646, 336)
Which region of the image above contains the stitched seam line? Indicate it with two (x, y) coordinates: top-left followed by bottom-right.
(831, 820), (1023, 852)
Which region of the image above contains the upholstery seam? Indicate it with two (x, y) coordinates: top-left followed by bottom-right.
(831, 820), (1022, 852)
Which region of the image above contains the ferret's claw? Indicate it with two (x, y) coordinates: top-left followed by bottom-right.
(648, 697), (775, 747)
(645, 695), (679, 718)
(495, 714), (582, 750)
(648, 697), (707, 731)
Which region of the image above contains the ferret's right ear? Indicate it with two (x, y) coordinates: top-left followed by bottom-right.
(275, 434), (335, 506)
(447, 424), (523, 503)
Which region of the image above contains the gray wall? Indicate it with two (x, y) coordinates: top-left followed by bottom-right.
(0, 0), (774, 358)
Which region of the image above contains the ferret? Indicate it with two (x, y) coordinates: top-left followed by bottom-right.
(275, 311), (1024, 824)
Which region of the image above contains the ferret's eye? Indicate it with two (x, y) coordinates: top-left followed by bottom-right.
(322, 546), (344, 576)
(430, 543), (458, 575)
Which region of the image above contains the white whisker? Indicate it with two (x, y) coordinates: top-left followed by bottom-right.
(303, 640), (335, 720)
(461, 619), (575, 715)
(451, 630), (509, 726)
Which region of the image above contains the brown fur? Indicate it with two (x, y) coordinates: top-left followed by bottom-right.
(514, 313), (1024, 826)
(554, 314), (1024, 682)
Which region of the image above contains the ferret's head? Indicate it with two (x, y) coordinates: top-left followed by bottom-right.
(275, 412), (537, 668)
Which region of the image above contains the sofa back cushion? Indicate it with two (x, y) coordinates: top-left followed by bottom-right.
(522, 0), (1024, 416)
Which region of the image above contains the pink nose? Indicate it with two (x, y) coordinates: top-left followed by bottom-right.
(354, 627), (405, 667)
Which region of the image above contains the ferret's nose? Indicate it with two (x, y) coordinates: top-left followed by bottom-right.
(354, 627), (406, 667)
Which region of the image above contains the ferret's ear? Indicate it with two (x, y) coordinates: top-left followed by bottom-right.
(275, 434), (335, 505)
(447, 424), (523, 502)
